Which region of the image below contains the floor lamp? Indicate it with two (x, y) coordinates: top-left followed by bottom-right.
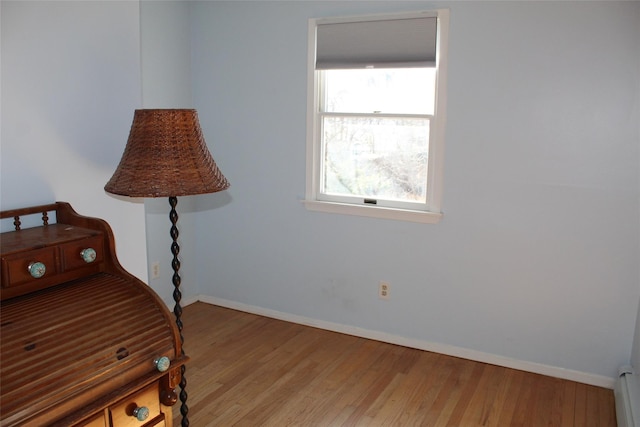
(105, 109), (230, 427)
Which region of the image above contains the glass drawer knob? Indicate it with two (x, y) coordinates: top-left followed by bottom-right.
(154, 356), (171, 372)
(132, 406), (150, 421)
(28, 262), (46, 278)
(80, 248), (97, 263)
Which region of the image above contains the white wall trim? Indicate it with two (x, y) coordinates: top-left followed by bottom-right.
(615, 366), (639, 427)
(181, 294), (200, 307)
(302, 200), (443, 224)
(187, 295), (615, 389)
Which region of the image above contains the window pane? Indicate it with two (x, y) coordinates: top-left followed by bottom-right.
(322, 116), (429, 202)
(323, 68), (436, 115)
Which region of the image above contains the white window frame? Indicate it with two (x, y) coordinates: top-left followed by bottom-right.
(304, 10), (449, 224)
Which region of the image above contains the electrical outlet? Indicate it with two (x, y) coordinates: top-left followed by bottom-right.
(151, 261), (160, 279)
(379, 281), (390, 300)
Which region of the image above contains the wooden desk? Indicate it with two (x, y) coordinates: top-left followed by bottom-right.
(1, 202), (186, 426)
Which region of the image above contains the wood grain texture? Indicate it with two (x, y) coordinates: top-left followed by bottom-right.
(0, 202), (185, 426)
(175, 303), (615, 426)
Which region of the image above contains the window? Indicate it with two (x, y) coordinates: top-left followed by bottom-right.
(305, 10), (449, 223)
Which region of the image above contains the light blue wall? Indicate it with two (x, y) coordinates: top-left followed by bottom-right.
(1, 1), (148, 279)
(189, 1), (640, 381)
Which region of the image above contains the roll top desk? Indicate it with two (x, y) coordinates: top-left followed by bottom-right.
(0, 202), (186, 426)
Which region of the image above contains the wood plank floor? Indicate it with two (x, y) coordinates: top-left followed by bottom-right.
(172, 302), (615, 426)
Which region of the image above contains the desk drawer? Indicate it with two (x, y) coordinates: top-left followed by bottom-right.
(1, 247), (57, 287)
(110, 383), (160, 427)
(61, 236), (103, 270)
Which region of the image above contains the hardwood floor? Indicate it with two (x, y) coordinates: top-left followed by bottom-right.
(173, 302), (615, 426)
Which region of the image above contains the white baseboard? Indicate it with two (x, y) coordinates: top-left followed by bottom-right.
(615, 366), (640, 427)
(182, 295), (200, 307)
(187, 295), (615, 389)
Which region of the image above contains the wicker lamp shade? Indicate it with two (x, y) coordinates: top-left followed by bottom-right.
(105, 109), (230, 197)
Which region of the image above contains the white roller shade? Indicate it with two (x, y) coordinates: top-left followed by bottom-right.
(316, 16), (437, 70)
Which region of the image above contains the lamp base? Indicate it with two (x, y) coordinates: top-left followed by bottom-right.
(169, 196), (189, 427)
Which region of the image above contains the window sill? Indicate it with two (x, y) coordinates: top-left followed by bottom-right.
(302, 200), (443, 224)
